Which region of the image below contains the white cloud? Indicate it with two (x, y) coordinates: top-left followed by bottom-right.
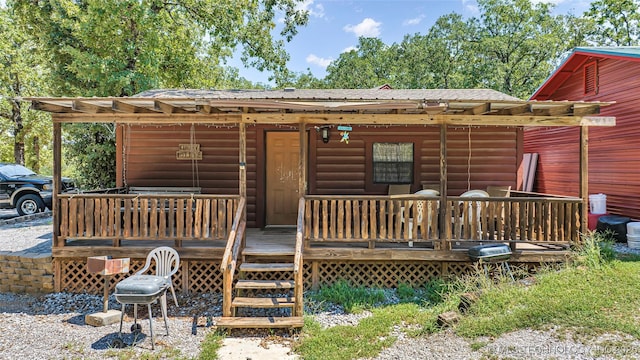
(530, 0), (565, 4)
(403, 14), (425, 26)
(296, 0), (325, 18)
(461, 0), (479, 15)
(306, 54), (333, 68)
(342, 46), (358, 53)
(343, 18), (382, 38)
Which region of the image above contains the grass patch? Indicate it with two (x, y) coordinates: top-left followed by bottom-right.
(309, 280), (387, 313)
(456, 231), (640, 339)
(294, 303), (441, 360)
(198, 330), (225, 360)
(104, 346), (185, 360)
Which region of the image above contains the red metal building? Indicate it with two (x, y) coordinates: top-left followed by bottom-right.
(526, 47), (640, 219)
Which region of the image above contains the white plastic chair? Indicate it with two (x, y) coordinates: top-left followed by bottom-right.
(136, 246), (180, 307)
(459, 190), (490, 238)
(404, 189), (440, 245)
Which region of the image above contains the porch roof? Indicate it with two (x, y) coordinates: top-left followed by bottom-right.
(26, 88), (615, 127)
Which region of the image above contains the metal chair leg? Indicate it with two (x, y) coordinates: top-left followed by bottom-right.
(147, 304), (155, 350)
(161, 292), (170, 336)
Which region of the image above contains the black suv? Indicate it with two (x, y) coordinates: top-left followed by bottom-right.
(0, 163), (76, 216)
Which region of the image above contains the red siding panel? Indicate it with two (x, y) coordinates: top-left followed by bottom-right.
(526, 57), (640, 219)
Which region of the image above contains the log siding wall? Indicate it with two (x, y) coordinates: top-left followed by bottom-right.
(120, 124), (519, 227)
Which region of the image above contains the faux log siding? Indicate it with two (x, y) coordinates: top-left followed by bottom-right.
(310, 126), (517, 196)
(121, 125), (259, 227)
(526, 57), (640, 219)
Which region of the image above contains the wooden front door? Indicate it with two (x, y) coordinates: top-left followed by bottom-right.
(266, 132), (299, 225)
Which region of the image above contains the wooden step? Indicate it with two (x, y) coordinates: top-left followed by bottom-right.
(235, 280), (295, 290)
(232, 296), (295, 308)
(239, 263), (294, 272)
(242, 248), (295, 257)
(216, 316), (304, 329)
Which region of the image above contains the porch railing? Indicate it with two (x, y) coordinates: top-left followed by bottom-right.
(221, 197), (246, 317)
(303, 195), (440, 247)
(445, 196), (582, 245)
(56, 194), (240, 246)
(303, 195), (582, 248)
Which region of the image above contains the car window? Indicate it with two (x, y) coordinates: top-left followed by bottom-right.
(0, 164), (36, 178)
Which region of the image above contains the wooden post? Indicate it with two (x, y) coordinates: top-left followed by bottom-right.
(299, 122), (307, 196)
(438, 124), (448, 250)
(52, 120), (62, 248)
(239, 122), (247, 248)
(580, 126), (589, 242)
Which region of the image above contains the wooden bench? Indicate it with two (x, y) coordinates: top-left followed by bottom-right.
(128, 187), (202, 195)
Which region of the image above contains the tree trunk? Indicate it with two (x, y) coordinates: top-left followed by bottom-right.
(12, 98), (24, 165)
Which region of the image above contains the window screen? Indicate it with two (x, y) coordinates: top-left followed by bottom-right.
(372, 142), (413, 184)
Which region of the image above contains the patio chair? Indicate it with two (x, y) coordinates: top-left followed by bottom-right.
(388, 184), (411, 196)
(404, 189), (440, 244)
(459, 190), (490, 238)
(136, 246), (180, 307)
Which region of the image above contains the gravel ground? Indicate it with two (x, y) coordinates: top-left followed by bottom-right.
(2, 214), (640, 359)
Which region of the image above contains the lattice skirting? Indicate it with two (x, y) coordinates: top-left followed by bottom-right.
(56, 257), (529, 294)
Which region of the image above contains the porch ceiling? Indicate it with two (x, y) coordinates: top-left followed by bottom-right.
(25, 90), (615, 127)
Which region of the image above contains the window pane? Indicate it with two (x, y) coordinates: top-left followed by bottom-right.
(372, 142), (413, 184)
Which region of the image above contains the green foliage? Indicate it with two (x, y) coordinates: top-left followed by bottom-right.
(574, 230), (617, 269)
(64, 123), (116, 189)
(585, 0), (640, 46)
(198, 330), (225, 360)
(456, 261), (640, 338)
(310, 280), (387, 313)
(0, 5), (52, 169)
(295, 303), (437, 360)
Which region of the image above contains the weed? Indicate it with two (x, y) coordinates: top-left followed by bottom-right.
(574, 230), (616, 269)
(309, 280), (386, 313)
(198, 329), (225, 360)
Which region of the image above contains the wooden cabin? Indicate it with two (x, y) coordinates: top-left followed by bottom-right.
(527, 47), (640, 219)
(29, 88), (613, 328)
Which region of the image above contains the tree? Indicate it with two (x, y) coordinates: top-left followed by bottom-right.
(13, 0), (308, 188)
(470, 0), (583, 98)
(0, 6), (51, 169)
(324, 37), (400, 88)
(584, 0), (640, 46)
(395, 13), (477, 89)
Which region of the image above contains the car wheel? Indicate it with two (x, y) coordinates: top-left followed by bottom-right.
(16, 194), (45, 216)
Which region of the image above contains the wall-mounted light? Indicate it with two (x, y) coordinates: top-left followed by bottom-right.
(316, 126), (330, 144)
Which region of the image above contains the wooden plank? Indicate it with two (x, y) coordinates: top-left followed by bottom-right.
(235, 280), (295, 289)
(313, 200), (319, 240)
(60, 199), (69, 239)
(86, 198), (95, 237)
(186, 198), (193, 238)
(330, 200), (336, 239)
(379, 200), (387, 239)
(345, 200), (352, 240)
(150, 198), (158, 237)
(194, 198), (202, 238)
(210, 199), (217, 239)
(168, 198), (175, 238)
(202, 198), (210, 238)
(354, 199), (361, 238)
(369, 199), (377, 241)
(240, 263), (294, 272)
(176, 198), (184, 238)
(77, 199), (85, 238)
(131, 198), (139, 237)
(215, 316), (304, 329)
(322, 199), (328, 240)
(69, 198), (77, 237)
(232, 297), (294, 308)
(141, 198), (149, 238)
(337, 200), (344, 239)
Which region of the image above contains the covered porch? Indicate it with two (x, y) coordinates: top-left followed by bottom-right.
(28, 89), (612, 308)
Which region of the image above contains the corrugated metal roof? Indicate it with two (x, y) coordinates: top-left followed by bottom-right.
(531, 46), (640, 100)
(574, 46), (640, 60)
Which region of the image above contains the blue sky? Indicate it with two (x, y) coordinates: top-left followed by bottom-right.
(233, 0), (592, 84)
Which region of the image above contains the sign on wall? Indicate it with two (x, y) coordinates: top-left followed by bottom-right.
(176, 144), (202, 160)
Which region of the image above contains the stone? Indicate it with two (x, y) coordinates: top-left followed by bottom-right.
(85, 310), (123, 327)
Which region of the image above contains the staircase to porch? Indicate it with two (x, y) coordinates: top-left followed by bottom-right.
(217, 200), (305, 329)
(216, 246), (303, 328)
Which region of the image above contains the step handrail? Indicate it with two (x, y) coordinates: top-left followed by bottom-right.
(221, 197), (246, 317)
(293, 197), (305, 316)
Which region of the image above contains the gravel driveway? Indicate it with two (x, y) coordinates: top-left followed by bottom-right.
(2, 214), (640, 359)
